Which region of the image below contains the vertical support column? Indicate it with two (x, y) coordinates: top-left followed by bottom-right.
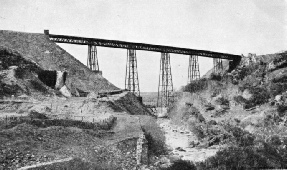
(188, 55), (200, 83)
(157, 53), (173, 107)
(213, 58), (223, 73)
(125, 49), (140, 97)
(87, 45), (99, 72)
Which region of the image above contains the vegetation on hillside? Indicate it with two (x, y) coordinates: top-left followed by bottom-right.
(165, 52), (287, 169)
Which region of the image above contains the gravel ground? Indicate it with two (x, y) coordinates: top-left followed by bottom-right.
(157, 118), (219, 162)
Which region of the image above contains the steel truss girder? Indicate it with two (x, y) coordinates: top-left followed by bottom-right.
(188, 55), (200, 83)
(87, 45), (99, 71)
(47, 33), (241, 60)
(125, 49), (140, 96)
(157, 53), (174, 107)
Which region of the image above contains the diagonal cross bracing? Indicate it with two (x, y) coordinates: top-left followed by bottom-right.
(213, 58), (223, 73)
(188, 55), (200, 83)
(125, 49), (140, 96)
(87, 45), (99, 71)
(157, 53), (173, 107)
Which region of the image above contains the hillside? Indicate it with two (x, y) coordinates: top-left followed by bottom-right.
(0, 30), (118, 94)
(166, 51), (287, 169)
(0, 30), (168, 170)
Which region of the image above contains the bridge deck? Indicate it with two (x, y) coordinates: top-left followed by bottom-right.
(46, 32), (241, 60)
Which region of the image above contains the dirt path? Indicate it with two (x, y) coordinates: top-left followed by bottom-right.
(158, 118), (219, 162)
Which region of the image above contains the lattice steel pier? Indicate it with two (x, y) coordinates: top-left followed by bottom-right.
(188, 55), (200, 83)
(213, 58), (223, 73)
(87, 45), (100, 72)
(125, 49), (140, 97)
(157, 53), (174, 107)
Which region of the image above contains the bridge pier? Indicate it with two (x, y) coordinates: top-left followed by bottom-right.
(125, 49), (140, 97)
(213, 58), (223, 73)
(87, 45), (101, 74)
(188, 55), (200, 83)
(157, 53), (173, 107)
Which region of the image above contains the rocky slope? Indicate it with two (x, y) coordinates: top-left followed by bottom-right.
(0, 30), (118, 94)
(165, 51), (287, 169)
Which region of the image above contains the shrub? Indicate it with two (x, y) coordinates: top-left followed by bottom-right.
(222, 123), (255, 147)
(215, 97), (229, 106)
(188, 122), (206, 139)
(197, 146), (269, 170)
(233, 95), (248, 104)
(184, 78), (208, 93)
(210, 73), (222, 81)
(269, 83), (287, 97)
(277, 104), (287, 116)
(138, 116), (167, 156)
(161, 160), (197, 170)
(237, 64), (260, 81)
(247, 86), (270, 107)
(198, 122), (287, 169)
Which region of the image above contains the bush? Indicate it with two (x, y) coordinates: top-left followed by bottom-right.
(237, 64), (260, 81)
(246, 87), (270, 108)
(222, 123), (255, 147)
(215, 97), (229, 106)
(277, 105), (287, 116)
(198, 122), (287, 169)
(209, 73), (222, 81)
(233, 95), (248, 104)
(161, 160), (196, 170)
(197, 146), (269, 170)
(188, 122), (206, 139)
(269, 83), (287, 97)
(184, 79), (208, 93)
(138, 116), (167, 156)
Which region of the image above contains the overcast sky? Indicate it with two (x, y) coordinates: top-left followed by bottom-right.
(1, 0), (287, 92)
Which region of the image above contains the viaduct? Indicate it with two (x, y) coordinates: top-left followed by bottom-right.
(44, 30), (241, 107)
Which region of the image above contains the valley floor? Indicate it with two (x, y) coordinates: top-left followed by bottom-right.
(157, 118), (219, 162)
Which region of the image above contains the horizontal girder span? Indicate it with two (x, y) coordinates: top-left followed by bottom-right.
(46, 33), (241, 60)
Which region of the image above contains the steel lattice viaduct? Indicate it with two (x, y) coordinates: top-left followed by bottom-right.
(44, 30), (241, 107)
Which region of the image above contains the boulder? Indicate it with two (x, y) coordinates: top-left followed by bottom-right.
(29, 105), (51, 115)
(240, 112), (265, 128)
(275, 95), (283, 102)
(28, 105), (51, 119)
(242, 89), (252, 100)
(59, 85), (72, 97)
(244, 125), (256, 133)
(157, 107), (168, 118)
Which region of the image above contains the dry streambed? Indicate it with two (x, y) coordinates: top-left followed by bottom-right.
(158, 118), (219, 162)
